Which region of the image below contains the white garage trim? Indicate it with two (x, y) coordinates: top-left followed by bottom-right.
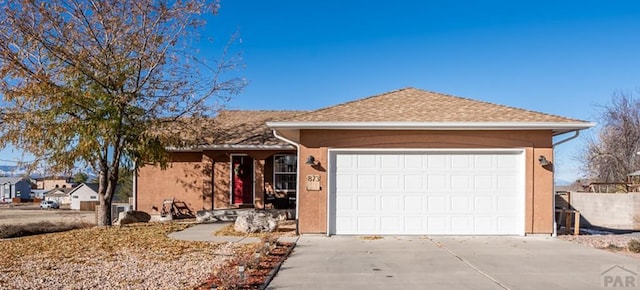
(327, 148), (526, 236)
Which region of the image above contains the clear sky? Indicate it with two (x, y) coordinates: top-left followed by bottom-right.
(2, 0), (640, 183)
(206, 0), (640, 183)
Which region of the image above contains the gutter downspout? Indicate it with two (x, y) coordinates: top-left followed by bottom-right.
(272, 130), (301, 235)
(551, 130), (581, 237)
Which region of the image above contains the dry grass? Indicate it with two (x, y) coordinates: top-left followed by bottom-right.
(0, 221), (93, 239)
(0, 222), (223, 268)
(0, 222), (248, 289)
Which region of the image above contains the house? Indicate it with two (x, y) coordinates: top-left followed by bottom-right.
(69, 183), (100, 210)
(35, 176), (76, 190)
(136, 110), (302, 214)
(44, 187), (74, 205)
(136, 88), (594, 235)
(0, 177), (32, 202)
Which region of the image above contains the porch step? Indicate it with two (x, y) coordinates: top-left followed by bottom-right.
(196, 208), (296, 223)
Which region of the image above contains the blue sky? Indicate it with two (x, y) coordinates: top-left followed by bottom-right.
(206, 0), (640, 183)
(2, 0), (640, 183)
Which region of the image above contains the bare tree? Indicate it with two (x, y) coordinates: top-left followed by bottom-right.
(581, 92), (640, 182)
(0, 0), (244, 225)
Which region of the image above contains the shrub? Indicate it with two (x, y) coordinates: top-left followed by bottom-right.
(0, 221), (92, 239)
(628, 239), (640, 253)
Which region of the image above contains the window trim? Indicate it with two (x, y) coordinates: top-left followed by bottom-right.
(273, 154), (297, 194)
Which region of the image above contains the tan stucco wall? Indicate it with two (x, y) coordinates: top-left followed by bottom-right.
(136, 150), (295, 213)
(136, 152), (211, 214)
(296, 129), (555, 235)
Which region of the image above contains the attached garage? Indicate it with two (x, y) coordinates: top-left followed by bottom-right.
(329, 150), (524, 235)
(267, 88), (594, 236)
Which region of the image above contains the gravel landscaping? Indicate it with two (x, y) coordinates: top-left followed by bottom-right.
(0, 223), (240, 289)
(558, 232), (640, 258)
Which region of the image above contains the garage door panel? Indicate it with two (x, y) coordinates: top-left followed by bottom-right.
(404, 175), (424, 190)
(381, 196), (401, 211)
(381, 216), (402, 233)
(451, 175), (470, 189)
(427, 155), (447, 168)
(451, 216), (471, 233)
(403, 195), (425, 212)
(357, 196), (377, 211)
(427, 175), (447, 190)
(451, 155), (471, 168)
(473, 175), (493, 189)
(404, 216), (423, 233)
(336, 174), (354, 189)
(405, 155), (424, 168)
(474, 155), (494, 168)
(474, 196), (495, 212)
(450, 196), (471, 212)
(332, 151), (523, 235)
(427, 216), (448, 233)
(357, 175), (377, 189)
(336, 196), (354, 211)
(427, 195), (448, 212)
(474, 216), (494, 233)
(497, 175), (517, 189)
(357, 216), (377, 232)
(381, 155), (402, 169)
(497, 155), (518, 169)
(357, 155), (377, 168)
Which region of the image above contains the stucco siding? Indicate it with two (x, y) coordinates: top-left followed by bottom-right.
(296, 129), (555, 235)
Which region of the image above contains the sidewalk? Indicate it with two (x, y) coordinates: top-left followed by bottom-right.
(168, 222), (299, 244)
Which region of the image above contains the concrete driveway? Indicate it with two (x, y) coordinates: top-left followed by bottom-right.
(268, 235), (640, 290)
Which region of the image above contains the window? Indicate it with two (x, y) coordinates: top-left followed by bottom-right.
(72, 195), (78, 199)
(90, 196), (97, 200)
(274, 154), (297, 193)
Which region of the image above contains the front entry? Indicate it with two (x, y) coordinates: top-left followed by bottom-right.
(231, 155), (254, 205)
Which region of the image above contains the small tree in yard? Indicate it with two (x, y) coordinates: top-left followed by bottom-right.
(581, 92), (640, 183)
(0, 0), (244, 225)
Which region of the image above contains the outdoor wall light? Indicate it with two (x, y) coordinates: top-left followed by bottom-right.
(538, 155), (550, 166)
(305, 155), (319, 165)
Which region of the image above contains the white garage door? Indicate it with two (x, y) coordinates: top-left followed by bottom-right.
(329, 150), (524, 235)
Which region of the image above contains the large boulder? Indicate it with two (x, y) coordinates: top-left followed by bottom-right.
(114, 210), (151, 226)
(234, 210), (278, 233)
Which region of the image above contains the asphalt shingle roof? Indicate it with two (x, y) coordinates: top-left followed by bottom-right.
(167, 110), (304, 147)
(284, 87), (586, 123)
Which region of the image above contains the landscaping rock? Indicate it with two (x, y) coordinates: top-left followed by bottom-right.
(234, 210), (278, 233)
(114, 210), (151, 226)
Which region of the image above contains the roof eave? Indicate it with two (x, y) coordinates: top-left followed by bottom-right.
(266, 121), (596, 135)
(166, 144), (296, 152)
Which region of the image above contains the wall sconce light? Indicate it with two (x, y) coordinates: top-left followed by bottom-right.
(305, 155), (318, 165)
(538, 155), (550, 166)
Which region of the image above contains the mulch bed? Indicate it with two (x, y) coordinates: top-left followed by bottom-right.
(196, 241), (295, 289)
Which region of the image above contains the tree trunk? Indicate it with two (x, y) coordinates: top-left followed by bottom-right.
(97, 192), (111, 226)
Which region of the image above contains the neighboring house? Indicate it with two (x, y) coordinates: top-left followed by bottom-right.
(44, 188), (74, 205)
(136, 88), (595, 236)
(30, 189), (47, 199)
(35, 176), (76, 190)
(0, 177), (32, 202)
(69, 183), (100, 210)
(136, 110), (302, 215)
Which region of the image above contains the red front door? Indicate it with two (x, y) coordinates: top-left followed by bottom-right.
(232, 155), (254, 205)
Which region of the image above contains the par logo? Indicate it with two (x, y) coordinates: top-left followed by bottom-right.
(601, 264), (638, 288)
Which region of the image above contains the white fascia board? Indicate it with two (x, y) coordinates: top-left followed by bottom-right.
(166, 144), (295, 152)
(266, 121), (596, 132)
